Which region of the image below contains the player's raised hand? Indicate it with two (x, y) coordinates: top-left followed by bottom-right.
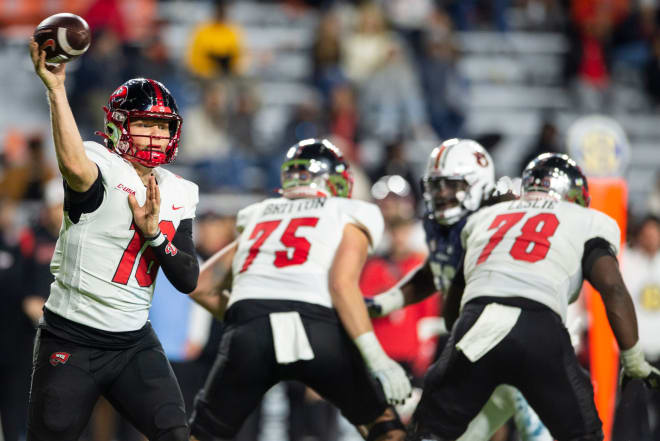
(128, 174), (161, 238)
(29, 37), (65, 91)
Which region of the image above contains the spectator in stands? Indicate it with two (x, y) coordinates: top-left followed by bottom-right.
(0, 133), (56, 202)
(19, 179), (63, 325)
(446, 0), (511, 32)
(83, 0), (157, 43)
(0, 196), (31, 441)
(186, 0), (244, 79)
(381, 0), (435, 59)
(645, 28), (660, 107)
(610, 0), (655, 72)
(357, 47), (430, 144)
(328, 83), (359, 161)
(180, 80), (233, 164)
(517, 0), (567, 32)
(648, 172), (660, 216)
(84, 0), (130, 42)
(517, 119), (562, 173)
(343, 3), (431, 144)
(267, 94), (328, 189)
(418, 8), (469, 141)
(613, 214), (660, 440)
(131, 21), (186, 103)
(369, 140), (422, 203)
(564, 0), (628, 111)
(69, 27), (133, 138)
(312, 10), (346, 102)
(341, 1), (402, 86)
(226, 80), (259, 155)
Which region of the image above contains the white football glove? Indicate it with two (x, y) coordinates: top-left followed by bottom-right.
(620, 341), (660, 389)
(365, 288), (405, 318)
(354, 332), (412, 405)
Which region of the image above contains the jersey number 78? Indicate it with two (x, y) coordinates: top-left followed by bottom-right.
(477, 212), (559, 264)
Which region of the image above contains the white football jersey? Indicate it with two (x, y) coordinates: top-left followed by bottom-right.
(461, 197), (620, 322)
(228, 196), (384, 309)
(46, 141), (199, 331)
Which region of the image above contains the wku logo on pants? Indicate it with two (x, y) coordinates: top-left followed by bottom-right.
(49, 352), (71, 366)
(165, 242), (178, 256)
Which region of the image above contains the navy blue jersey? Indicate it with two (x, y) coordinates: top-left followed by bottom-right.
(423, 215), (468, 294)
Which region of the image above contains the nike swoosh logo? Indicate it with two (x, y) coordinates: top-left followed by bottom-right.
(172, 205), (183, 210)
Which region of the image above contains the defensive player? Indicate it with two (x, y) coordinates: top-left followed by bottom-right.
(407, 153), (660, 440)
(188, 139), (411, 441)
(28, 40), (199, 440)
(367, 138), (550, 440)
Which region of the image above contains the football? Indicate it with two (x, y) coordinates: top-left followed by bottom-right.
(33, 13), (91, 64)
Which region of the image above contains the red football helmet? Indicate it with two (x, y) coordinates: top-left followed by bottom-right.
(97, 78), (182, 168)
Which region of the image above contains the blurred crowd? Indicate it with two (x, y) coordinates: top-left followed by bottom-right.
(3, 0), (660, 440)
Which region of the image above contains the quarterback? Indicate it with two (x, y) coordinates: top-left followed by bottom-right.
(27, 40), (198, 440)
(189, 139), (411, 441)
(408, 153), (660, 440)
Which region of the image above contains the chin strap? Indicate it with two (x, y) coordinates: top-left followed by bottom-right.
(94, 130), (111, 144)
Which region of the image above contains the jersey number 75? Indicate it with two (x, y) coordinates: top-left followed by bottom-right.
(240, 217), (319, 273)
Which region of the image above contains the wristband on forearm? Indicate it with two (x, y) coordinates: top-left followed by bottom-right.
(621, 341), (651, 378)
(145, 230), (166, 247)
(354, 331), (388, 368)
(374, 287), (405, 315)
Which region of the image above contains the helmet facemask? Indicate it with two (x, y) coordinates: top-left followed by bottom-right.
(104, 109), (182, 168)
(423, 176), (486, 225)
(422, 139), (495, 225)
(281, 158), (352, 199)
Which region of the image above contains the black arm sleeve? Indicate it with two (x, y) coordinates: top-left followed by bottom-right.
(63, 165), (104, 224)
(444, 255), (466, 331)
(150, 218), (199, 294)
(402, 259), (437, 304)
(582, 237), (618, 283)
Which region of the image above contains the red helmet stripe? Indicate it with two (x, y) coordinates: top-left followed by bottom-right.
(146, 79), (171, 113)
(434, 145), (447, 170)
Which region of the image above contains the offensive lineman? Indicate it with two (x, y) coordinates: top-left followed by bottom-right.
(367, 138), (550, 440)
(188, 139), (411, 441)
(28, 40), (199, 440)
(407, 153), (660, 440)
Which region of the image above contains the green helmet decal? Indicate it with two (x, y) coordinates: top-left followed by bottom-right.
(105, 121), (121, 148)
